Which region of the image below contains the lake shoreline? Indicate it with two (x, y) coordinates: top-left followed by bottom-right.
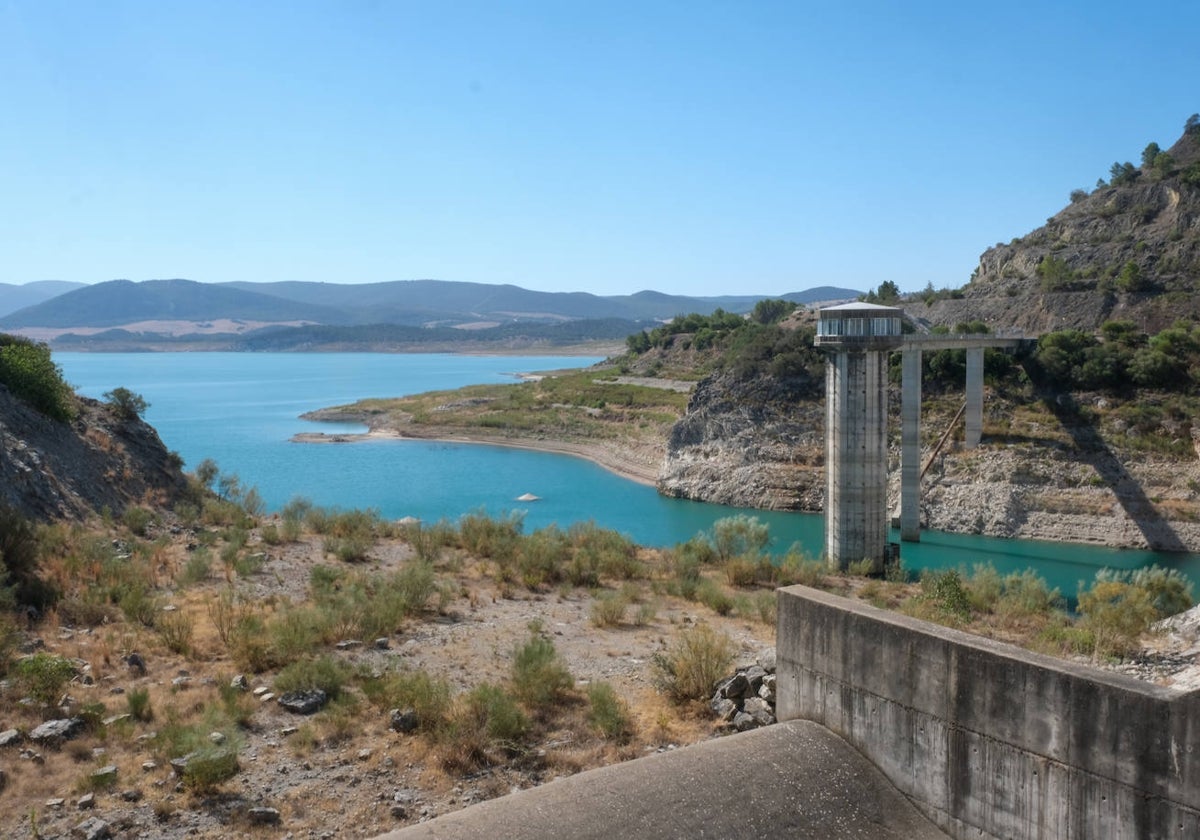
(291, 426), (663, 487)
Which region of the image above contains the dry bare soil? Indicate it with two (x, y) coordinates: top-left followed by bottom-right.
(0, 520), (776, 840)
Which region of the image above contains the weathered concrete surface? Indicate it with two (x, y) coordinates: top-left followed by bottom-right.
(377, 720), (948, 840)
(776, 585), (1200, 840)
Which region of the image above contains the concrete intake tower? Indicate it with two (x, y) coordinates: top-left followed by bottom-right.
(815, 303), (903, 570)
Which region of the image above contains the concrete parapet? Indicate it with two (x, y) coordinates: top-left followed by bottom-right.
(776, 585), (1200, 840)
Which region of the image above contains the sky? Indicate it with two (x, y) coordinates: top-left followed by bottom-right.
(1, 1), (1198, 298)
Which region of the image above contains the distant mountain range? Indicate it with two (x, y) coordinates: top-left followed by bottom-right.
(0, 281), (87, 318)
(0, 278), (861, 346)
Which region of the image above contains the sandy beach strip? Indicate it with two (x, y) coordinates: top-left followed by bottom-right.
(291, 426), (662, 487)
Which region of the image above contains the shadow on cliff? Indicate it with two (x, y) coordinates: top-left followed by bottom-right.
(1041, 393), (1188, 553)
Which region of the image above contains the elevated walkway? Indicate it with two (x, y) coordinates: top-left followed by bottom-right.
(376, 720), (949, 840)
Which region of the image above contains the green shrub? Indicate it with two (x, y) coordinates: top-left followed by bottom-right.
(458, 509), (524, 558)
(228, 612), (273, 672)
(118, 583), (160, 627)
(511, 634), (573, 711)
(155, 707), (242, 792)
(121, 506), (154, 537)
(155, 610), (194, 656)
(517, 526), (572, 589)
(1126, 565), (1193, 618)
(179, 548), (212, 586)
(15, 652), (77, 704)
(777, 547), (825, 588)
(711, 515), (770, 563)
(753, 590), (777, 625)
(918, 569), (972, 620)
(127, 687), (153, 722)
(259, 523), (282, 546)
(590, 593), (627, 627)
(697, 579), (734, 615)
(0, 335), (74, 420)
(997, 570), (1063, 617)
(652, 625), (733, 705)
(357, 668), (452, 733)
(1078, 579), (1158, 660)
(103, 387), (149, 420)
(274, 655), (350, 700)
(587, 681), (632, 741)
(323, 534), (373, 563)
(465, 683), (529, 746)
(0, 504), (58, 610)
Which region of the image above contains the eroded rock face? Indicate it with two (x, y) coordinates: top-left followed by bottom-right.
(910, 127), (1200, 334)
(660, 362), (1200, 552)
(0, 385), (187, 522)
(658, 369), (825, 511)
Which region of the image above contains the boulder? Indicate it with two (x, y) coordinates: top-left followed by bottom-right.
(278, 689), (328, 715)
(30, 717), (85, 744)
(72, 816), (111, 840)
(390, 708), (419, 733)
(248, 806), (282, 825)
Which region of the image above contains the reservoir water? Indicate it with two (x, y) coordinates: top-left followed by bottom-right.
(55, 352), (1200, 597)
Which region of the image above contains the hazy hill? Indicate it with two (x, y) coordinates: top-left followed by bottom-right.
(0, 280), (86, 318)
(0, 278), (862, 343)
(910, 116), (1200, 332)
(0, 278), (345, 328)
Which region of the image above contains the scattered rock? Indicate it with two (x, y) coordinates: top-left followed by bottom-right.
(335, 639), (363, 650)
(278, 689), (329, 715)
(0, 728), (22, 748)
(247, 806), (282, 826)
(77, 792), (96, 810)
(230, 674), (250, 691)
(711, 658), (778, 731)
(124, 652), (146, 676)
(90, 765), (118, 787)
(29, 717), (85, 744)
(72, 816), (111, 840)
(374, 638), (390, 650)
(390, 708), (419, 734)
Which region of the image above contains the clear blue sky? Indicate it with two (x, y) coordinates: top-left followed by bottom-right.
(2, 1), (1197, 297)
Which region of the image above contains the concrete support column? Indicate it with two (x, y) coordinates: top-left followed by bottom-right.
(824, 349), (889, 571)
(965, 347), (983, 449)
(900, 348), (921, 542)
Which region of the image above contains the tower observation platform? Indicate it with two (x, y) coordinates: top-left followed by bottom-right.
(815, 303), (1027, 571)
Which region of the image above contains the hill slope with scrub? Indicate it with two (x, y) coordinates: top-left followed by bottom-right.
(0, 334), (187, 522)
(910, 115), (1200, 332)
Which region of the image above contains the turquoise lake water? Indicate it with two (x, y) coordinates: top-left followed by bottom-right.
(55, 352), (1200, 597)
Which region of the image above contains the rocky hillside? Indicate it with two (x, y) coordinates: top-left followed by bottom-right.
(653, 303), (1200, 552)
(0, 382), (188, 521)
(910, 118), (1200, 333)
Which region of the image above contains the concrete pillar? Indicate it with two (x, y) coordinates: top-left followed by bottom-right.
(965, 347), (983, 449)
(900, 348), (921, 542)
(825, 349), (889, 571)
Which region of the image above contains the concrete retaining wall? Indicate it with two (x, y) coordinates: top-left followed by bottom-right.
(776, 585), (1200, 840)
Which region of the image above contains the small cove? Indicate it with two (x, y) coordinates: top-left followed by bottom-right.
(56, 351), (1200, 595)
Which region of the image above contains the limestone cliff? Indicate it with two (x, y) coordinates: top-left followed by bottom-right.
(660, 363), (1200, 553)
(657, 367), (826, 511)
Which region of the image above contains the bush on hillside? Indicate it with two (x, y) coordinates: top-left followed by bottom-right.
(0, 334), (74, 420)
